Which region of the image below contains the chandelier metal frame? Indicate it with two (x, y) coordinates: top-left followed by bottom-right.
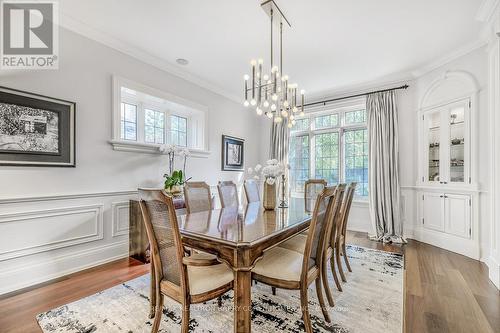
(243, 0), (304, 128)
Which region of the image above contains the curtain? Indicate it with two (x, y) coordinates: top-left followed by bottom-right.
(367, 91), (406, 244)
(270, 121), (290, 199)
(269, 121), (289, 162)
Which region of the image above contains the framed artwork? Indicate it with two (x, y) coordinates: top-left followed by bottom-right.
(221, 135), (244, 171)
(0, 86), (76, 167)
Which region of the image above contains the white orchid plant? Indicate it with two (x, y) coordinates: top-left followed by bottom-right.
(247, 159), (286, 185)
(159, 144), (191, 189)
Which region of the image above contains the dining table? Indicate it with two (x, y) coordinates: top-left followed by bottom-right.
(178, 197), (314, 333)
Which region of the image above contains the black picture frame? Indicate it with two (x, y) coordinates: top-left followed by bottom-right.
(221, 135), (244, 171)
(0, 86), (76, 167)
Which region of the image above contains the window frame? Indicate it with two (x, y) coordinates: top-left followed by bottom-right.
(289, 98), (368, 200)
(111, 76), (209, 157)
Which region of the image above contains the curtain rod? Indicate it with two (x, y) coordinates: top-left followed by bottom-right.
(303, 84), (409, 108)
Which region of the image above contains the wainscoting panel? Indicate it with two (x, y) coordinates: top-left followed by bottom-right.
(112, 201), (130, 237)
(0, 191), (137, 296)
(0, 205), (104, 261)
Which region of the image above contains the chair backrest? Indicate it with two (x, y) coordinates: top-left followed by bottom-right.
(138, 189), (185, 288)
(218, 181), (239, 208)
(184, 181), (212, 214)
(301, 186), (337, 279)
(304, 179), (327, 212)
(339, 182), (357, 237)
(244, 179), (260, 203)
(327, 183), (347, 249)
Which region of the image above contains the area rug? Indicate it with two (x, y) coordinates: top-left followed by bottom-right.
(36, 246), (404, 333)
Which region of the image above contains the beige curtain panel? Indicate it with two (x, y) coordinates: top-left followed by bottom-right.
(367, 91), (406, 244)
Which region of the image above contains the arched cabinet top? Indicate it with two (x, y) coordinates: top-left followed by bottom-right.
(420, 70), (479, 110)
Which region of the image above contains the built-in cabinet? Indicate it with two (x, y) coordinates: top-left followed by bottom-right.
(413, 71), (480, 260)
(421, 192), (471, 239)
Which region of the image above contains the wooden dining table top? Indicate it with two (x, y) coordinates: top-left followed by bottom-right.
(178, 197), (313, 247)
(176, 196), (314, 333)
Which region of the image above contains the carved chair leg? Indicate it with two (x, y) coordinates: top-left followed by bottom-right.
(322, 256), (335, 306)
(151, 293), (164, 333)
(315, 277), (331, 323)
(181, 303), (191, 333)
(342, 243), (352, 272)
(336, 244), (347, 282)
(271, 287), (276, 296)
(330, 254), (342, 292)
(300, 286), (313, 333)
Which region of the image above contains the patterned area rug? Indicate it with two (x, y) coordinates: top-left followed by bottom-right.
(37, 246), (404, 333)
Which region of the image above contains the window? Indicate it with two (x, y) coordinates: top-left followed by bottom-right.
(289, 103), (368, 198)
(120, 103), (137, 141)
(145, 109), (165, 144)
(314, 132), (339, 184)
(289, 135), (310, 193)
(170, 115), (187, 146)
(112, 77), (208, 154)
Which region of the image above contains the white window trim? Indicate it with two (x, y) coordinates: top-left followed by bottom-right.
(290, 97), (369, 201)
(110, 75), (210, 158)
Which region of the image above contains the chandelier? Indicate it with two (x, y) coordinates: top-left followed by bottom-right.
(243, 0), (305, 128)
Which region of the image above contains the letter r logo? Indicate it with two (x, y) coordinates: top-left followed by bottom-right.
(2, 2), (53, 55)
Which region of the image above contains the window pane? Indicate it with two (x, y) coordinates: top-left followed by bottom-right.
(170, 115), (187, 146)
(291, 118), (310, 132)
(124, 122), (137, 140)
(345, 110), (366, 125)
(121, 103), (137, 141)
(314, 132), (339, 184)
(155, 130), (164, 144)
(289, 135), (310, 193)
(314, 114), (338, 129)
(145, 109), (155, 126)
(124, 104), (137, 122)
(145, 126), (155, 143)
(344, 128), (368, 196)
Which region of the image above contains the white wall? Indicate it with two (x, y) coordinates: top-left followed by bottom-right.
(0, 28), (261, 295)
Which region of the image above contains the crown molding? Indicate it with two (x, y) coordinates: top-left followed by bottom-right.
(411, 39), (487, 78)
(58, 13), (241, 104)
(476, 0), (500, 22)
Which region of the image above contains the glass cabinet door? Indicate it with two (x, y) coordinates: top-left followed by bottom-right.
(426, 110), (442, 183)
(448, 104), (466, 183)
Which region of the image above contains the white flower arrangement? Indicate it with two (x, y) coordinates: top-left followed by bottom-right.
(247, 159), (285, 185)
(159, 144), (191, 177)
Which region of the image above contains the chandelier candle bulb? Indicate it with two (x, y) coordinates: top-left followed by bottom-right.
(244, 75), (249, 102)
(251, 60), (256, 100)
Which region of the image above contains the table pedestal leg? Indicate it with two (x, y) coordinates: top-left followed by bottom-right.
(233, 270), (252, 333)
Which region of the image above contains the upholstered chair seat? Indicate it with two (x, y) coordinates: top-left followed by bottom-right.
(184, 262), (234, 295)
(278, 234), (307, 253)
(252, 247), (304, 282)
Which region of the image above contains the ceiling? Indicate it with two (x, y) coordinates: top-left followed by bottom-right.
(59, 0), (487, 101)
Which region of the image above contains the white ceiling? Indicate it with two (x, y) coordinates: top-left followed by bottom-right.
(59, 0), (487, 101)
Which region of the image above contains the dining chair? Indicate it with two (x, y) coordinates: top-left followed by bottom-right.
(278, 184), (347, 307)
(244, 179), (260, 203)
(251, 186), (337, 332)
(184, 181), (212, 214)
(304, 179), (327, 212)
(335, 182), (357, 283)
(138, 189), (234, 333)
(217, 180), (239, 208)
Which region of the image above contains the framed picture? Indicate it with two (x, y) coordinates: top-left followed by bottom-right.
(0, 86), (76, 167)
(221, 135), (244, 171)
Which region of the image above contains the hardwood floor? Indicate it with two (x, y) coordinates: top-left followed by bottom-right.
(0, 231), (498, 333)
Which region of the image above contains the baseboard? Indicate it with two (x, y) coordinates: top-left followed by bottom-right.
(0, 241), (128, 295)
(487, 256), (500, 290)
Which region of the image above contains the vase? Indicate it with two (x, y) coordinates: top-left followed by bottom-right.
(166, 185), (183, 197)
(263, 181), (277, 210)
